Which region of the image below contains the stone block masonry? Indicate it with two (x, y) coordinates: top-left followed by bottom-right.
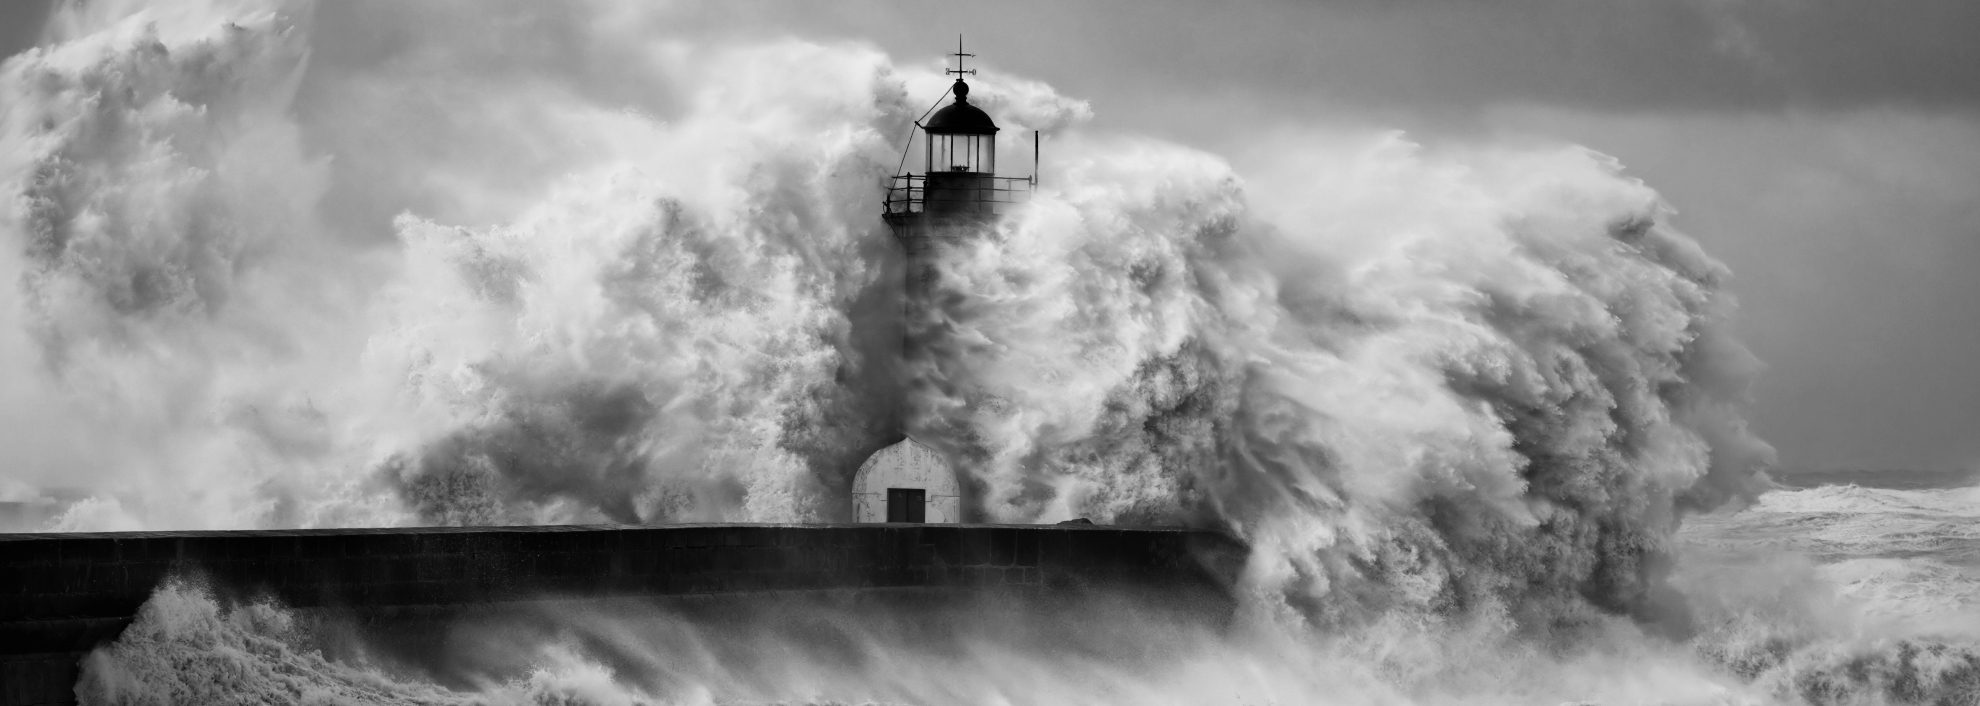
(0, 523), (1246, 706)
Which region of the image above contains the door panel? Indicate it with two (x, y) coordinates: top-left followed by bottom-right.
(886, 488), (926, 523)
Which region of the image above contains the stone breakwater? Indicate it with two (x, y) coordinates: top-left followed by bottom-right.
(0, 523), (1246, 706)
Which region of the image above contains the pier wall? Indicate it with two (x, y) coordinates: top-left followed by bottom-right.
(0, 523), (1245, 706)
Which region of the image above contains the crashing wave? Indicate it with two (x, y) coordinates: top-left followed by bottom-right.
(0, 1), (1885, 704)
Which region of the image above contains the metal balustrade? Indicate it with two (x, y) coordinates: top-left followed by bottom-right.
(883, 173), (1034, 221)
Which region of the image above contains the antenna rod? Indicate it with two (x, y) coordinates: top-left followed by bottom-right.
(1033, 130), (1041, 189)
(947, 34), (976, 78)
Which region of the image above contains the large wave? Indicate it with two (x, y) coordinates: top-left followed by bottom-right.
(6, 0), (1918, 704)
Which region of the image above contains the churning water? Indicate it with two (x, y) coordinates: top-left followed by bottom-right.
(67, 474), (1980, 705)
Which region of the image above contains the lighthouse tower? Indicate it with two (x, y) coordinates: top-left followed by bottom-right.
(852, 40), (1034, 524)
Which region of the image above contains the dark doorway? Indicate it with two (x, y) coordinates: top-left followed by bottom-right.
(886, 488), (926, 523)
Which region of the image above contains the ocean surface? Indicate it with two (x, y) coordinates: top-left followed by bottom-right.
(69, 470), (1980, 706)
(1665, 470), (1980, 704)
(1681, 469), (1980, 624)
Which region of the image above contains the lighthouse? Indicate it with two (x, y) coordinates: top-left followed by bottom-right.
(852, 40), (1035, 524)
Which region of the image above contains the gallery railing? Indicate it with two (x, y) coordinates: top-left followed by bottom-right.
(883, 174), (1033, 221)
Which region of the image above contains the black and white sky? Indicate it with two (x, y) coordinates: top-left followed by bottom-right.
(4, 0), (1976, 473)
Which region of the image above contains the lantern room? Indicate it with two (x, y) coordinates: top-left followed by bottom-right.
(922, 79), (998, 174)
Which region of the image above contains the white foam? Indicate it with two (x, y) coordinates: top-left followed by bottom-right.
(1753, 484), (1980, 517)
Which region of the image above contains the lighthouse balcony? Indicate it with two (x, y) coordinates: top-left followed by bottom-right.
(882, 172), (1033, 224)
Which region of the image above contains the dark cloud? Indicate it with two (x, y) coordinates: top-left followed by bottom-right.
(0, 1), (52, 58)
(9, 1), (1975, 134)
(651, 0), (1980, 121)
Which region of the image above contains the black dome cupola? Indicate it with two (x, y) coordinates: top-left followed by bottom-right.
(922, 79), (999, 136)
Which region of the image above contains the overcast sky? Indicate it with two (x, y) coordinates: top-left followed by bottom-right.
(5, 0), (1976, 472)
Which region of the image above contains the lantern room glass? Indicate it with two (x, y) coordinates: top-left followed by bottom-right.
(926, 133), (996, 174)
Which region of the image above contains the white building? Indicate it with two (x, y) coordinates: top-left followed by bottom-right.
(851, 437), (960, 523)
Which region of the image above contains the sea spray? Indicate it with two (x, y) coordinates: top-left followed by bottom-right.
(77, 580), (667, 705)
(5, 0), (1760, 628)
(920, 133), (1772, 630)
(83, 580), (1773, 706)
(13, 1), (1937, 704)
(2, 0), (941, 529)
(0, 0), (344, 531)
(82, 572), (1980, 704)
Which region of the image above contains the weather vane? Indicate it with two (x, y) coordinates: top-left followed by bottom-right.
(947, 34), (975, 78)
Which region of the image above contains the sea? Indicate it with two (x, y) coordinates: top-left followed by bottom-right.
(66, 469), (1980, 706)
(1680, 468), (1980, 623)
(1669, 469), (1980, 704)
